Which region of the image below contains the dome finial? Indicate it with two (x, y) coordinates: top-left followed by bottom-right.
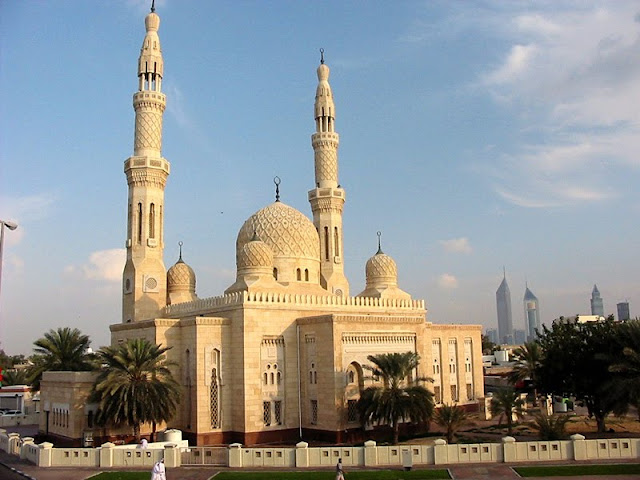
(320, 48), (325, 65)
(150, 0), (156, 13)
(274, 176), (281, 202)
(178, 241), (184, 261)
(376, 231), (383, 254)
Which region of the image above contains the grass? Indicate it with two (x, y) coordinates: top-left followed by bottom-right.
(89, 469), (451, 480)
(515, 463), (640, 477)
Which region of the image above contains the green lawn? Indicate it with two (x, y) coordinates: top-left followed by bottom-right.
(515, 463), (640, 477)
(89, 469), (451, 480)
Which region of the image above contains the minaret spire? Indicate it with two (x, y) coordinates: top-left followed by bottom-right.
(122, 7), (170, 323)
(308, 51), (349, 296)
(151, 0), (156, 13)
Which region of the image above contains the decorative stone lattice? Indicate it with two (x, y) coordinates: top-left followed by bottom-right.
(167, 261), (196, 292)
(314, 149), (338, 183)
(365, 253), (398, 285)
(237, 202), (320, 260)
(237, 239), (273, 269)
(135, 111), (163, 151)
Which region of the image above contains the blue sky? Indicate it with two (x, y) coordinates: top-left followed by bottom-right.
(1, 1), (639, 355)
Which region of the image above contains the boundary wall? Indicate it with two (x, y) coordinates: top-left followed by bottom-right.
(1, 429), (638, 469)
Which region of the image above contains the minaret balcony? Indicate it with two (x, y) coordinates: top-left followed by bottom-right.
(308, 188), (344, 201)
(124, 156), (170, 174)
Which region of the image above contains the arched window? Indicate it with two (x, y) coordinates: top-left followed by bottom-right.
(334, 227), (339, 257)
(277, 372), (281, 385)
(264, 373), (268, 385)
(296, 268), (301, 281)
(137, 203), (143, 243)
(324, 227), (329, 260)
(273, 268), (278, 280)
(270, 372), (275, 384)
(305, 269), (309, 281)
(149, 203), (155, 239)
(348, 370), (355, 384)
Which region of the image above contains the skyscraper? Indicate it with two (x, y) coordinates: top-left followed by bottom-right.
(523, 285), (540, 341)
(590, 284), (604, 316)
(496, 270), (513, 344)
(617, 302), (630, 321)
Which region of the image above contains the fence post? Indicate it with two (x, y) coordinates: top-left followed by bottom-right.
(229, 443), (243, 467)
(100, 442), (115, 467)
(7, 432), (20, 455)
(433, 439), (448, 465)
(163, 443), (180, 468)
(37, 442), (53, 467)
(364, 440), (377, 467)
(295, 441), (308, 468)
(570, 434), (586, 460)
(502, 436), (516, 463)
(19, 437), (34, 460)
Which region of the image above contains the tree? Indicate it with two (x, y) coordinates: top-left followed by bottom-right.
(27, 327), (95, 390)
(490, 387), (524, 435)
(536, 316), (618, 433)
(356, 352), (434, 444)
(481, 335), (496, 355)
(434, 404), (470, 444)
(603, 319), (640, 420)
(530, 410), (571, 440)
(0, 368), (29, 386)
(91, 338), (181, 442)
(507, 341), (543, 405)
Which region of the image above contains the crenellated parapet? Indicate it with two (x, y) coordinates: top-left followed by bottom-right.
(164, 290), (426, 317)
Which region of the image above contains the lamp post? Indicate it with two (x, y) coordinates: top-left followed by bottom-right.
(0, 219), (18, 304)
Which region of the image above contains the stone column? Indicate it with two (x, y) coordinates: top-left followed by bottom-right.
(295, 441), (308, 468)
(7, 432), (20, 455)
(20, 437), (34, 461)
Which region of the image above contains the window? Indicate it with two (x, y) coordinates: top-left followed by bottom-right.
(210, 367), (220, 428)
(347, 400), (357, 422)
(324, 227), (329, 260)
(273, 268), (278, 280)
(274, 401), (282, 425)
(434, 386), (441, 404)
(296, 268), (301, 281)
(348, 370), (355, 384)
(310, 400), (318, 424)
(334, 227), (339, 257)
(149, 203), (155, 238)
(305, 269), (309, 281)
(450, 385), (458, 402)
(466, 383), (473, 400)
(263, 401), (271, 426)
(137, 203), (143, 243)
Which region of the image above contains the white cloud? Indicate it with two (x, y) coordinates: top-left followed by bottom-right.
(438, 273), (458, 289)
(66, 249), (126, 282)
(475, 2), (640, 208)
(440, 237), (472, 254)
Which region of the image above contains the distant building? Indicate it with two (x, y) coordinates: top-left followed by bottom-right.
(523, 285), (541, 341)
(485, 328), (498, 344)
(496, 270), (513, 344)
(514, 329), (526, 345)
(617, 302), (630, 321)
(561, 315), (605, 324)
(590, 284), (604, 316)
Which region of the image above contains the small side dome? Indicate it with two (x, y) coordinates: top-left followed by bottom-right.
(167, 243), (197, 305)
(167, 258), (196, 293)
(365, 251), (398, 288)
(238, 233), (274, 273)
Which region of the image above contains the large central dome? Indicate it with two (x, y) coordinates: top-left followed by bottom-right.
(236, 202), (320, 262)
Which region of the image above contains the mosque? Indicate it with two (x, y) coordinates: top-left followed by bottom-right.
(41, 5), (484, 446)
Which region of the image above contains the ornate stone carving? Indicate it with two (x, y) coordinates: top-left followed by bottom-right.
(134, 111), (163, 152)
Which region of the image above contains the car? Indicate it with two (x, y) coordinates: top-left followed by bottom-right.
(0, 410), (24, 416)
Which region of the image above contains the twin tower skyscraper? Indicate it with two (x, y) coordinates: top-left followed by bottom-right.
(495, 270), (540, 344)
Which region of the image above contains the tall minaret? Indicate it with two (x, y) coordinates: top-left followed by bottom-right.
(122, 2), (170, 323)
(308, 50), (349, 296)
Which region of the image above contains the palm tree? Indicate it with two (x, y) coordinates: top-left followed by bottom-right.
(91, 338), (181, 442)
(27, 327), (95, 390)
(1, 368), (29, 386)
(605, 320), (640, 420)
(530, 410), (571, 440)
(434, 404), (470, 443)
(490, 387), (524, 435)
(356, 352), (434, 444)
(507, 341), (542, 405)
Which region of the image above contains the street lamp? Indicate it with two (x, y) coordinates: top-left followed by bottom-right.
(0, 219), (18, 303)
